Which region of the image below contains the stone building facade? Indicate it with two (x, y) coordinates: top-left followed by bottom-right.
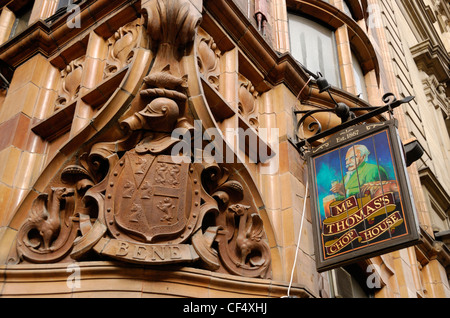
(0, 0), (448, 298)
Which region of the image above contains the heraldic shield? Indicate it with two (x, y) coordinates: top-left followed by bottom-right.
(105, 151), (201, 245)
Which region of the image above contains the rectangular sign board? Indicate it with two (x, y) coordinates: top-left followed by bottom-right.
(307, 121), (420, 272)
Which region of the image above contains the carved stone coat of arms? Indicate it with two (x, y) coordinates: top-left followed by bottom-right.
(11, 0), (273, 280)
(104, 152), (198, 244)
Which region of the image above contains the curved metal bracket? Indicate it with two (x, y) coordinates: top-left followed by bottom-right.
(292, 93), (415, 155)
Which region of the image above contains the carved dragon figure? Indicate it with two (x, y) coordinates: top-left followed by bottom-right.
(228, 204), (269, 268)
(24, 187), (74, 252)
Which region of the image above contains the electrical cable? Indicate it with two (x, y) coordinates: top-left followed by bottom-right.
(284, 178), (309, 298)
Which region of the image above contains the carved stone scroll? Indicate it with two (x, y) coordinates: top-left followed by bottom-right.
(93, 238), (199, 265)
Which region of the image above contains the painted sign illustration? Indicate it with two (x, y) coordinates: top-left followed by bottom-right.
(308, 121), (420, 272)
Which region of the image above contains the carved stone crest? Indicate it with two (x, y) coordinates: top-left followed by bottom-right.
(104, 152), (201, 244)
(12, 0), (273, 279)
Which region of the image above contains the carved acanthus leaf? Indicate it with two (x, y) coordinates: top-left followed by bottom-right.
(104, 19), (142, 78)
(197, 27), (221, 90)
(55, 56), (85, 111)
(238, 74), (259, 129)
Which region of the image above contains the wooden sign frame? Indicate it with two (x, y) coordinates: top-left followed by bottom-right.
(307, 120), (420, 272)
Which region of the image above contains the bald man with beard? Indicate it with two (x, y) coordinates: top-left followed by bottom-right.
(331, 144), (389, 199)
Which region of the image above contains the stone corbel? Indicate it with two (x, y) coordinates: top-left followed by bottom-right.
(142, 0), (202, 77)
(415, 227), (450, 275)
(411, 40), (450, 84)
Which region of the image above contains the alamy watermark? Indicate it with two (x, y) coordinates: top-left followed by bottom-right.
(170, 120), (280, 174)
(66, 264), (81, 289)
(66, 1), (81, 29)
(366, 264), (382, 289)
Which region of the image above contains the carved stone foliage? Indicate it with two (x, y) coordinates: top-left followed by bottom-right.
(238, 74), (259, 129)
(55, 56), (85, 111)
(144, 0), (202, 79)
(104, 19), (142, 79)
(13, 0), (272, 280)
(197, 27), (221, 90)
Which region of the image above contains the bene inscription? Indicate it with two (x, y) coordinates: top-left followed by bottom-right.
(94, 238), (199, 265)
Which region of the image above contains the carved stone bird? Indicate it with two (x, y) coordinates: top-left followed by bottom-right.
(26, 187), (74, 252)
(228, 204), (266, 267)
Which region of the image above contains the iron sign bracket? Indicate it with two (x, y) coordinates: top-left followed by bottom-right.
(292, 93), (415, 156)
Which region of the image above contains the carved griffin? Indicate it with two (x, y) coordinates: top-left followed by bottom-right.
(228, 204), (267, 267)
(23, 187), (74, 252)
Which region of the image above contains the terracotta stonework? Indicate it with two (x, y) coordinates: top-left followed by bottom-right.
(0, 0), (448, 298)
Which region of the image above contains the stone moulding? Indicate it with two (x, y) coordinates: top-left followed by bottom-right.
(0, 262), (314, 298)
(4, 0), (278, 281)
(0, 0), (142, 68)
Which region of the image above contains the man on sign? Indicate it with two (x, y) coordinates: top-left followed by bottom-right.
(331, 144), (388, 199)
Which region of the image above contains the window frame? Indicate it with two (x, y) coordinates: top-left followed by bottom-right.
(8, 0), (35, 40)
(288, 12), (342, 89)
(286, 0), (379, 101)
(56, 0), (72, 11)
(352, 50), (368, 100)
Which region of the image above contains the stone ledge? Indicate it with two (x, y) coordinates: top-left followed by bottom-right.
(0, 261), (315, 298)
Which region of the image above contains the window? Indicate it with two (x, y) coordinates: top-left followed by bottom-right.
(423, 186), (450, 233)
(420, 168), (450, 236)
(288, 13), (341, 88)
(352, 52), (368, 100)
(56, 0), (72, 11)
(9, 1), (34, 39)
(330, 265), (375, 298)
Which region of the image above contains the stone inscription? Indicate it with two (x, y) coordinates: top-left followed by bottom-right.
(94, 238), (199, 265)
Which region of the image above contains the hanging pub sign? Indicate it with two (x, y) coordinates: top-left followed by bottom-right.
(307, 120), (421, 272)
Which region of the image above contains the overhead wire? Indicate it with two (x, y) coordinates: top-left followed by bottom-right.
(284, 177), (309, 298)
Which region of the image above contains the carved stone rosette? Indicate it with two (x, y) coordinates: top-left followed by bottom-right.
(13, 0), (272, 279)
